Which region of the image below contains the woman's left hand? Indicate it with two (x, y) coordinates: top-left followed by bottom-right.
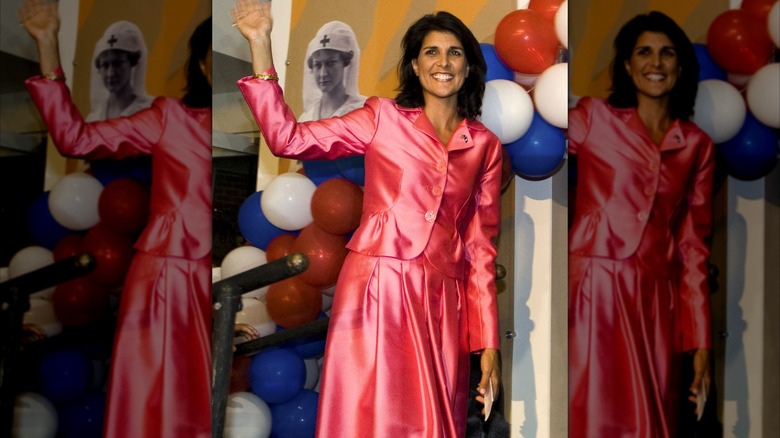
(688, 348), (711, 416)
(476, 348), (500, 409)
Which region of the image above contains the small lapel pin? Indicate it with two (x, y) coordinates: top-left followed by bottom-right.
(461, 134), (468, 143)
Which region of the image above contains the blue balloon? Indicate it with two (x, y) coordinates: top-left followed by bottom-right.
(335, 156), (366, 186)
(278, 314), (328, 358)
(480, 43), (514, 82)
(693, 43), (727, 82)
(27, 191), (72, 249)
(37, 349), (92, 404)
(302, 160), (341, 185)
(270, 389), (319, 438)
(249, 348), (306, 404)
(504, 112), (566, 179)
(718, 112), (778, 181)
(238, 191), (288, 250)
(89, 157), (152, 186)
(57, 391), (106, 438)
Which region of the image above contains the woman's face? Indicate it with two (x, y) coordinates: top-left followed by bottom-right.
(96, 49), (134, 94)
(310, 49), (346, 95)
(624, 31), (680, 101)
(412, 31), (469, 104)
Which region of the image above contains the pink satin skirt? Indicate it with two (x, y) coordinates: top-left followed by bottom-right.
(103, 252), (212, 438)
(315, 252), (470, 437)
(568, 254), (682, 438)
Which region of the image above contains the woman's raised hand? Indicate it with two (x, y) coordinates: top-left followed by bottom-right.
(19, 0), (59, 42)
(231, 0), (272, 42)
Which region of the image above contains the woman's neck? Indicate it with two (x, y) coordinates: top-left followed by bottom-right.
(636, 95), (672, 145)
(423, 98), (463, 145)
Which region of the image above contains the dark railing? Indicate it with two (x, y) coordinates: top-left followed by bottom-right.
(211, 253), (310, 438)
(0, 253), (96, 437)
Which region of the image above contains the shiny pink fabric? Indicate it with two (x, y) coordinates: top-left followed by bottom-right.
(26, 76), (212, 438)
(568, 97), (714, 438)
(238, 77), (502, 436)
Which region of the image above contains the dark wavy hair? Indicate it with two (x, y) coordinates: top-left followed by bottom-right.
(182, 16), (211, 109)
(608, 11), (699, 121)
(395, 11), (486, 119)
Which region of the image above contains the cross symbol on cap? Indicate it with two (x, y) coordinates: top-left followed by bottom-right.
(319, 35), (330, 47)
(108, 35), (118, 47)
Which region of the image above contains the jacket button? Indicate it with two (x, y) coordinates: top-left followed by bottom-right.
(436, 161), (446, 173)
(644, 186), (654, 196)
(432, 186), (443, 196)
(649, 161), (659, 172)
(425, 210), (436, 222)
(637, 210), (648, 221)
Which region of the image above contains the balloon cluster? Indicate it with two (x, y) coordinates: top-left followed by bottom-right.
(480, 0), (569, 180)
(692, 0), (779, 181)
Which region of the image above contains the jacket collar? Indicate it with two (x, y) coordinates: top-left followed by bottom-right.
(395, 102), (484, 151)
(615, 106), (687, 152)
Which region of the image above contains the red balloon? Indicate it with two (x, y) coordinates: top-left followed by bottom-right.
(741, 0), (777, 21)
(529, 0), (564, 22)
(266, 233), (297, 262)
(706, 9), (774, 74)
(291, 224), (348, 288)
(52, 278), (110, 327)
(80, 223), (135, 288)
(98, 178), (150, 235)
(229, 355), (252, 393)
(495, 9), (560, 74)
(53, 234), (84, 261)
(265, 277), (322, 328)
(311, 178), (364, 235)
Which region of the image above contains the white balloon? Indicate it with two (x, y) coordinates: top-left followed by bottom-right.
(533, 63), (569, 129)
(13, 392), (58, 438)
(220, 246), (269, 299)
(304, 358), (321, 390)
(235, 297), (276, 338)
(479, 79), (534, 144)
(9, 246), (55, 300)
(746, 62), (780, 128)
(692, 79), (746, 143)
(555, 1), (568, 48)
(260, 173), (316, 231)
(223, 391), (272, 438)
(23, 298), (63, 338)
(212, 266), (222, 283)
(48, 173), (103, 230)
(769, 1), (780, 48)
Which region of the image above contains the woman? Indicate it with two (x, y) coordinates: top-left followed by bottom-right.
(231, 0), (502, 436)
(86, 20), (154, 122)
(20, 1), (213, 436)
(568, 11), (714, 438)
(299, 20), (366, 121)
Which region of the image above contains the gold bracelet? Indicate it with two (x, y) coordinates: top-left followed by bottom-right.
(253, 72), (279, 81)
(43, 71), (65, 81)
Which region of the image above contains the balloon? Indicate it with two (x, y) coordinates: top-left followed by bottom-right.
(53, 234), (85, 262)
(220, 245), (269, 299)
(311, 178), (364, 235)
(97, 178), (150, 235)
(692, 79), (747, 144)
(230, 356), (252, 394)
(554, 0), (568, 48)
(281, 314), (328, 358)
(301, 160), (341, 185)
(334, 156), (366, 186)
(249, 348), (306, 404)
(741, 0), (778, 22)
(480, 43), (515, 82)
(693, 43), (727, 81)
(269, 390), (319, 438)
(480, 79), (535, 144)
(238, 191), (288, 250)
(88, 156), (152, 186)
(80, 224), (135, 288)
(291, 224), (348, 288)
(24, 298), (63, 337)
(48, 173), (103, 231)
(769, 1), (780, 47)
(37, 349), (93, 404)
(265, 277), (322, 328)
(504, 112), (566, 179)
(57, 391), (105, 438)
(706, 9), (774, 74)
(532, 62), (568, 129)
(13, 392), (58, 438)
(718, 111), (779, 180)
(265, 234), (297, 262)
(529, 0), (565, 22)
(495, 9), (560, 74)
(746, 62), (780, 128)
(303, 358), (321, 390)
(9, 246), (55, 300)
(513, 71), (540, 90)
(261, 173), (316, 231)
(224, 391), (273, 438)
(52, 278), (110, 327)
(235, 297), (276, 337)
(27, 192), (72, 250)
